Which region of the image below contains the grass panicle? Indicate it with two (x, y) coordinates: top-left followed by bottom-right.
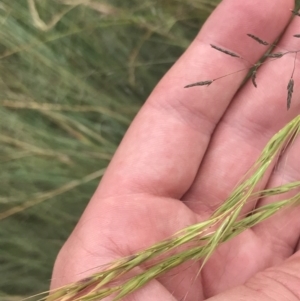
(32, 114), (300, 301)
(185, 9), (300, 109)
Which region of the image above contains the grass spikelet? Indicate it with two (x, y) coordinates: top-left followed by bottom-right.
(184, 80), (213, 88)
(287, 78), (294, 110)
(35, 115), (300, 301)
(266, 52), (285, 58)
(247, 34), (269, 46)
(210, 44), (240, 58)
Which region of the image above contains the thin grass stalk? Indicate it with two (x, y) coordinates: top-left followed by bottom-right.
(0, 169), (106, 221)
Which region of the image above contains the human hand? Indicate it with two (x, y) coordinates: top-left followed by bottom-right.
(51, 0), (300, 300)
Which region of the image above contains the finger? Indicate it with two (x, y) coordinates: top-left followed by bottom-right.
(92, 0), (293, 201)
(183, 6), (300, 215)
(207, 251), (300, 301)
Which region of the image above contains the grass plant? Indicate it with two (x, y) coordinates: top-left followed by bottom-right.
(0, 0), (220, 299)
(1, 1), (300, 301)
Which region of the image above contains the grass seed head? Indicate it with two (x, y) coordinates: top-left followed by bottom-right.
(210, 44), (240, 58)
(184, 80), (213, 88)
(247, 33), (269, 45)
(287, 78), (294, 110)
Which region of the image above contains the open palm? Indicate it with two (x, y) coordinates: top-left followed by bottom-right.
(51, 0), (300, 300)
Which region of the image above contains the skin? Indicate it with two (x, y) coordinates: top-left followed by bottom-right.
(51, 0), (300, 300)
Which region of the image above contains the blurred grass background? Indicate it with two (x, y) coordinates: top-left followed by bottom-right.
(0, 0), (221, 299)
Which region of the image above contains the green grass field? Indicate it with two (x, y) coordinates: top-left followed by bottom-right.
(0, 1), (220, 299)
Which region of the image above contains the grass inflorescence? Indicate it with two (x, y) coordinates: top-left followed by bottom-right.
(34, 115), (300, 301)
(185, 8), (300, 110)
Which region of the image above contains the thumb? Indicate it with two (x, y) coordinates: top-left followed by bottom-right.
(208, 251), (300, 301)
